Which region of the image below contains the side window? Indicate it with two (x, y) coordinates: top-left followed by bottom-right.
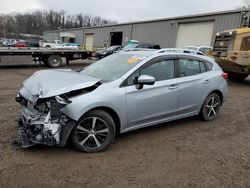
(141, 60), (175, 81)
(126, 71), (140, 86)
(200, 61), (207, 73)
(205, 61), (213, 70)
(240, 36), (250, 51)
(179, 59), (201, 77)
(126, 59), (175, 86)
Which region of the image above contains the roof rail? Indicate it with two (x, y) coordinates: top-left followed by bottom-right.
(154, 48), (205, 55)
(122, 48), (155, 52)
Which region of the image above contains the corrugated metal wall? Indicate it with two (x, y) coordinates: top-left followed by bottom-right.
(132, 21), (177, 48)
(64, 29), (84, 44)
(84, 25), (133, 49)
(44, 10), (244, 49)
(132, 12), (242, 48)
(43, 31), (60, 42)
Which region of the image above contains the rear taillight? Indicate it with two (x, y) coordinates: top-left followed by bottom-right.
(222, 72), (228, 80)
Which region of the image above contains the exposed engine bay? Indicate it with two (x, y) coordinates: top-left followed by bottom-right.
(14, 94), (74, 148)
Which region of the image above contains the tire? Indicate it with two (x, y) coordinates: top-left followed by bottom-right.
(45, 45), (51, 48)
(200, 93), (221, 121)
(47, 55), (62, 68)
(228, 72), (249, 81)
(71, 110), (116, 152)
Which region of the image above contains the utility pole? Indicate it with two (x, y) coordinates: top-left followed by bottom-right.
(2, 14), (6, 38)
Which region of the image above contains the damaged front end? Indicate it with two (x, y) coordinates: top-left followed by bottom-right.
(14, 94), (75, 148)
(13, 69), (102, 149)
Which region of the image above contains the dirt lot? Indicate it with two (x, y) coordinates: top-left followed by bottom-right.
(0, 61), (250, 188)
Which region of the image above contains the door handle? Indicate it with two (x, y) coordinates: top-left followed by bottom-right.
(203, 80), (211, 84)
(169, 84), (178, 90)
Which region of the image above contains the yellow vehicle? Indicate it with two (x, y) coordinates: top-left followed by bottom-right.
(212, 28), (250, 81)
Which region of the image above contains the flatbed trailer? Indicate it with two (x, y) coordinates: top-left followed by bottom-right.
(0, 48), (93, 68)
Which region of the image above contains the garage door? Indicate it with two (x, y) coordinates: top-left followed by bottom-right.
(175, 22), (214, 48)
(85, 33), (94, 51)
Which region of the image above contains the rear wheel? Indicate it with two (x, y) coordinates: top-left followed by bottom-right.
(200, 93), (221, 121)
(47, 55), (62, 68)
(71, 110), (116, 152)
(228, 72), (249, 81)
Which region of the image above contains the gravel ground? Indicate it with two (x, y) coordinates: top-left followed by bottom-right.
(0, 61), (250, 188)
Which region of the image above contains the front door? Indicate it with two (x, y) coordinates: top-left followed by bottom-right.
(124, 58), (179, 130)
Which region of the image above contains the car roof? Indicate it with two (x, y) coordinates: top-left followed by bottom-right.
(119, 48), (215, 62)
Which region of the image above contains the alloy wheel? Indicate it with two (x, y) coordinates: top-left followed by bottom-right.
(206, 96), (220, 118)
(75, 117), (109, 149)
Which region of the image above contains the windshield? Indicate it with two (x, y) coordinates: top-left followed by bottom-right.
(81, 53), (146, 81)
(122, 43), (139, 49)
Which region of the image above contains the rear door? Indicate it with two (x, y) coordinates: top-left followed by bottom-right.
(177, 56), (213, 116)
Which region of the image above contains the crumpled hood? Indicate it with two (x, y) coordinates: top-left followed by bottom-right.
(20, 69), (101, 101)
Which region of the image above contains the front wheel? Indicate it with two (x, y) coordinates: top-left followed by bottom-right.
(200, 93), (221, 121)
(71, 110), (116, 152)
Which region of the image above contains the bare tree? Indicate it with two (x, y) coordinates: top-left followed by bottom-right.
(243, 0), (250, 8)
(0, 9), (117, 38)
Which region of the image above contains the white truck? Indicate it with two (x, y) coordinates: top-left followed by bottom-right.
(39, 40), (63, 48)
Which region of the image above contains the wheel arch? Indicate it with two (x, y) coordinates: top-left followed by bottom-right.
(62, 106), (121, 147)
(209, 90), (223, 104)
(199, 89), (224, 115)
(78, 106), (121, 135)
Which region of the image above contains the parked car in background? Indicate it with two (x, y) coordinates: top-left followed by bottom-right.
(0, 42), (4, 47)
(95, 45), (122, 59)
(26, 39), (40, 47)
(122, 42), (161, 50)
(51, 43), (81, 49)
(39, 40), (62, 48)
(15, 49), (228, 152)
(14, 41), (29, 48)
(2, 39), (17, 47)
(186, 46), (213, 55)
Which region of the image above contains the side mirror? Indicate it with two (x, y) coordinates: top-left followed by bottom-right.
(135, 75), (155, 89)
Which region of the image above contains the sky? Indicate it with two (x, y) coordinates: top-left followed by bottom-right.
(0, 0), (247, 22)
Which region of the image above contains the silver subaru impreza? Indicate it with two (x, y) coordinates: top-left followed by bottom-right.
(15, 49), (228, 152)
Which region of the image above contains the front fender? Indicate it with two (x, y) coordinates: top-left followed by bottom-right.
(60, 86), (127, 131)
